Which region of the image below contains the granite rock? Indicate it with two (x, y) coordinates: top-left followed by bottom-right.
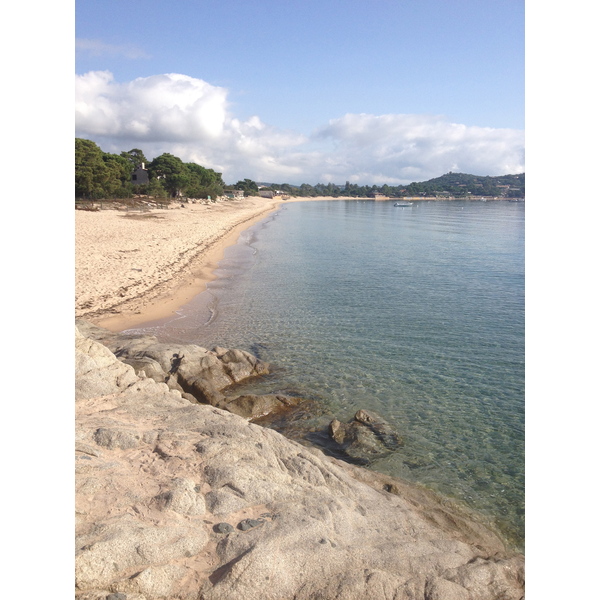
(76, 320), (273, 411)
(75, 324), (524, 600)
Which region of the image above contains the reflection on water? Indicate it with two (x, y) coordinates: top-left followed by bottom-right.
(127, 200), (525, 550)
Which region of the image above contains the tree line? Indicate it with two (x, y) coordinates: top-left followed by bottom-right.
(255, 172), (525, 199)
(75, 138), (525, 200)
(75, 138), (226, 200)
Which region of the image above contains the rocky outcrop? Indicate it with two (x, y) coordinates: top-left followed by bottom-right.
(75, 325), (524, 599)
(75, 320), (298, 419)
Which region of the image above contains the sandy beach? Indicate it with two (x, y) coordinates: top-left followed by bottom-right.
(76, 196), (352, 331)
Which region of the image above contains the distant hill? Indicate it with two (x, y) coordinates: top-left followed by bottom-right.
(403, 172), (525, 198)
(254, 172), (525, 199)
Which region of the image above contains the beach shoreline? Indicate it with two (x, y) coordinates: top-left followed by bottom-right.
(76, 195), (356, 332)
(75, 195), (525, 560)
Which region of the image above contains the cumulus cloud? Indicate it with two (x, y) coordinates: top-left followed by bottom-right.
(313, 114), (525, 184)
(75, 71), (228, 141)
(75, 71), (524, 184)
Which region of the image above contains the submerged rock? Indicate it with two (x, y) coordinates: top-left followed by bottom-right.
(354, 408), (404, 449)
(218, 393), (305, 420)
(329, 409), (404, 465)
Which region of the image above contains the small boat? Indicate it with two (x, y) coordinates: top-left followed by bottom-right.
(394, 202), (413, 207)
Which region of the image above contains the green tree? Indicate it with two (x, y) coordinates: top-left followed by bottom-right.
(185, 163), (224, 199)
(75, 138), (109, 198)
(120, 148), (148, 168)
(102, 152), (134, 198)
(325, 182), (340, 197)
(298, 183), (315, 197)
(234, 179), (259, 196)
(146, 178), (168, 198)
(148, 153), (190, 197)
(279, 183), (295, 195)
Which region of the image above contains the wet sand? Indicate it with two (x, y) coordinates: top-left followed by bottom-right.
(76, 196), (355, 331)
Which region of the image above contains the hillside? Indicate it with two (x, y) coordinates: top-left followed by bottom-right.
(403, 172), (525, 198)
(254, 172), (525, 199)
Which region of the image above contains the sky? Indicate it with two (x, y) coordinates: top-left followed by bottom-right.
(75, 0), (525, 186)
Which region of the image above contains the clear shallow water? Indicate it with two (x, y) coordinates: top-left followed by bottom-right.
(128, 200), (524, 549)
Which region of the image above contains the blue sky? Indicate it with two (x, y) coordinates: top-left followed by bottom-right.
(75, 0), (525, 185)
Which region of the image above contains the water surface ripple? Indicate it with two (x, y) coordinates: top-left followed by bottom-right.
(128, 200), (524, 549)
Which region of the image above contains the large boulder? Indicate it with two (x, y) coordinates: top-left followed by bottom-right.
(76, 320), (269, 406)
(77, 320), (315, 420)
(75, 326), (524, 600)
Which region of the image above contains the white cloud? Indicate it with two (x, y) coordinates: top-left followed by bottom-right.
(313, 114), (525, 184)
(75, 71), (229, 141)
(75, 71), (524, 185)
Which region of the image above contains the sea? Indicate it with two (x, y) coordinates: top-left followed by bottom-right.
(126, 199), (525, 550)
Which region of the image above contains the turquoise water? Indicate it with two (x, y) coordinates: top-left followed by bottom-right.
(128, 199), (524, 549)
